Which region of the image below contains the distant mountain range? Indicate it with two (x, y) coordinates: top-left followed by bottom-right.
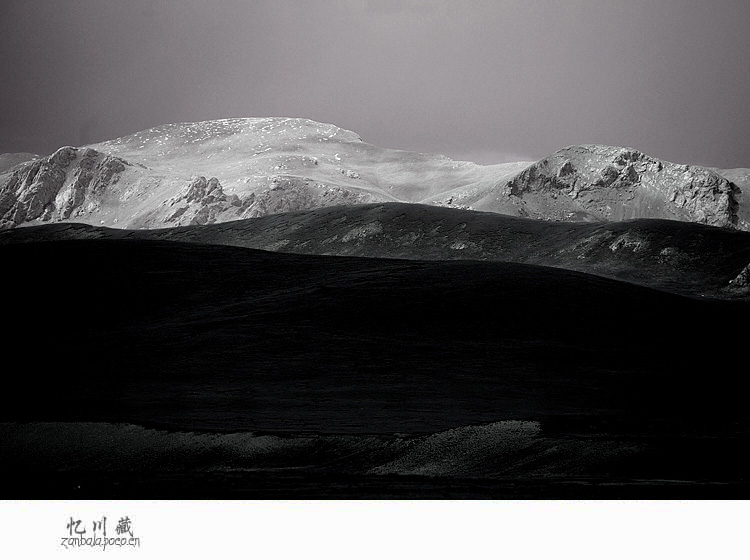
(1, 117), (748, 230)
(3, 118), (750, 498)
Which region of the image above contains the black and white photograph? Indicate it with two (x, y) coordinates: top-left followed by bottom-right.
(1, 0), (749, 556)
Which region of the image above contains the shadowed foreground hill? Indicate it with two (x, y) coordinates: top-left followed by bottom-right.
(5, 203), (749, 297)
(1, 238), (749, 497)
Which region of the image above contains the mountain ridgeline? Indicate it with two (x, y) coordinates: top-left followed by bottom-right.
(1, 118), (747, 230)
(3, 118), (750, 499)
(4, 203), (750, 298)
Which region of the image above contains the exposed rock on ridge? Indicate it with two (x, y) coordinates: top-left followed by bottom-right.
(0, 118), (746, 230)
(504, 145), (739, 228)
(161, 176), (241, 226)
(238, 175), (385, 220)
(726, 262), (750, 295)
(0, 147), (128, 228)
(5, 203), (749, 298)
(150, 174), (383, 227)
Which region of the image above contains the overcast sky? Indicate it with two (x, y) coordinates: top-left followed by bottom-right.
(1, 0), (749, 167)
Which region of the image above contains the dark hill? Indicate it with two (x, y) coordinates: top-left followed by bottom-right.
(3, 237), (750, 497)
(4, 203), (749, 297)
(2, 238), (746, 434)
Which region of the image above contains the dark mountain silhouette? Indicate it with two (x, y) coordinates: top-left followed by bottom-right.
(2, 237), (748, 497)
(4, 202), (749, 298)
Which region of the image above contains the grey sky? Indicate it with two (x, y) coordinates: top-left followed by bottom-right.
(1, 0), (749, 167)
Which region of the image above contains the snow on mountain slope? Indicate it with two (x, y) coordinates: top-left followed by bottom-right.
(430, 145), (740, 229)
(0, 117), (745, 229)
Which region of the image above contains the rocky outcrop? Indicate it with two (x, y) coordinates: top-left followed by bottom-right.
(338, 168), (360, 179)
(237, 175), (385, 219)
(0, 147), (128, 228)
(163, 176), (241, 226)
(503, 145), (740, 228)
(1, 119), (746, 231)
(0, 147), (75, 227)
(4, 202), (750, 299)
(726, 262), (750, 295)
(712, 167), (750, 230)
(56, 148), (127, 219)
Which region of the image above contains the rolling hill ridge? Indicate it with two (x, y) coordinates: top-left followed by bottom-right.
(4, 202), (748, 298)
(1, 118), (746, 230)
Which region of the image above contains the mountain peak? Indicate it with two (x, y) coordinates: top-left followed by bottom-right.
(1, 118), (747, 230)
(505, 143), (740, 228)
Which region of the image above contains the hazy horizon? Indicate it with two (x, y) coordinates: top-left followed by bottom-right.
(1, 0), (749, 168)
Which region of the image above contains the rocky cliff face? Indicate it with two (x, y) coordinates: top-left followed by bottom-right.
(502, 145), (739, 228)
(0, 119), (745, 231)
(726, 262), (750, 296)
(157, 176), (241, 226)
(712, 167), (750, 230)
(0, 147), (129, 228)
(131, 174), (389, 228)
(236, 175), (386, 219)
